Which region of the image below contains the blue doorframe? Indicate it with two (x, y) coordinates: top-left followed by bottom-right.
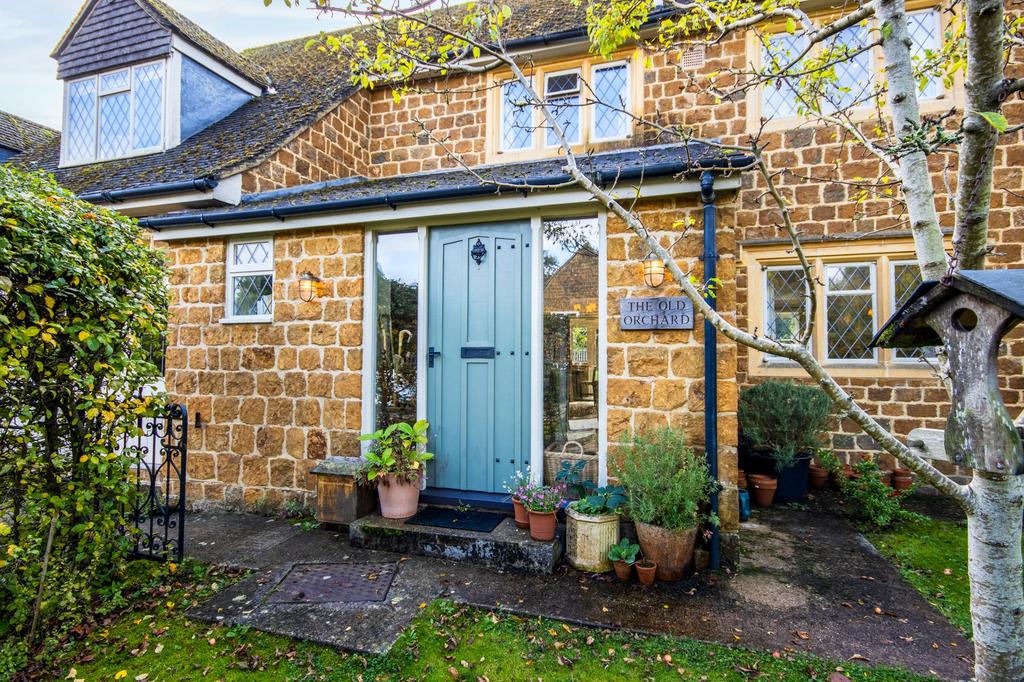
(426, 222), (532, 494)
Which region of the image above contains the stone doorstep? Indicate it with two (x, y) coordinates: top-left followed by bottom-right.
(348, 513), (563, 575)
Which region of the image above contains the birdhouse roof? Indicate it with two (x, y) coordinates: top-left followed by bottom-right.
(871, 268), (1024, 349)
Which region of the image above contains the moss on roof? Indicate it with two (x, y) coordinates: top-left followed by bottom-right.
(0, 110), (57, 154)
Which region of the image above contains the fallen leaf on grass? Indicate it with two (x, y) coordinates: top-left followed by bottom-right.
(849, 654), (870, 661)
(114, 671), (128, 680)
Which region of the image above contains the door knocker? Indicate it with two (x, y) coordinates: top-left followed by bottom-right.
(470, 238), (486, 265)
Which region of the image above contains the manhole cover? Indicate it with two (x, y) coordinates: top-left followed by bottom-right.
(267, 563), (397, 604)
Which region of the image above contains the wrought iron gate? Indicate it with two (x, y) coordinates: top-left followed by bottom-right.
(123, 402), (188, 562)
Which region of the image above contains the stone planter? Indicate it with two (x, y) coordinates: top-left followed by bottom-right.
(635, 521), (697, 582)
(565, 504), (620, 572)
(377, 473), (420, 519)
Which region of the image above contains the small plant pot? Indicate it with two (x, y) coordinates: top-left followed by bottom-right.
(808, 464), (829, 490)
(892, 468), (914, 491)
(511, 497), (530, 529)
(377, 474), (420, 519)
(613, 560), (633, 582)
(528, 510), (557, 541)
(636, 560), (657, 586)
(750, 476), (777, 507)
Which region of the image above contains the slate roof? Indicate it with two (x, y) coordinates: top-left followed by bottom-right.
(0, 111), (57, 154)
(141, 143), (750, 228)
(18, 0), (603, 197)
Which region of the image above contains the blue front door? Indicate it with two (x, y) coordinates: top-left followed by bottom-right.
(426, 222), (532, 493)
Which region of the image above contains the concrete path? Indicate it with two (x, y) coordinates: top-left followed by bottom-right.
(185, 501), (973, 680)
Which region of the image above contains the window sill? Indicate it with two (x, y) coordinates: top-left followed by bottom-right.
(751, 361), (937, 380)
(219, 315), (273, 325)
(748, 95), (957, 135)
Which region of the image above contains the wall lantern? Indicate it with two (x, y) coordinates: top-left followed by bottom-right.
(298, 272), (325, 302)
(642, 252), (666, 288)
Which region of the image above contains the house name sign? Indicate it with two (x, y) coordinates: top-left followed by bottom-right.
(619, 296), (695, 331)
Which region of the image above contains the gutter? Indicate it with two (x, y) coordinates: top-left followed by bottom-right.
(79, 177), (219, 204)
(700, 169), (721, 571)
(140, 154), (753, 230)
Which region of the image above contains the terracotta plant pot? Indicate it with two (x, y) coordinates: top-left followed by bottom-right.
(528, 510), (557, 541)
(880, 470), (894, 488)
(511, 497), (530, 529)
(613, 560), (633, 582)
(808, 464), (829, 490)
(750, 476), (777, 507)
(892, 468), (914, 491)
(635, 522), (697, 582)
(377, 473), (420, 519)
(636, 560), (657, 586)
(831, 464), (854, 489)
(565, 505), (620, 572)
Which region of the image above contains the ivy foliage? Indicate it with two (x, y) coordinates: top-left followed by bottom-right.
(0, 165), (168, 665)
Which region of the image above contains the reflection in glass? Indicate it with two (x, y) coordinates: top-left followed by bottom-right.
(543, 218), (600, 464)
(375, 232), (419, 429)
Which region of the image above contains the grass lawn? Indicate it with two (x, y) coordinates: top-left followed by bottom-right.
(28, 560), (930, 682)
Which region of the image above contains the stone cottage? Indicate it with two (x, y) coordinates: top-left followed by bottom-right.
(11, 0), (1024, 557)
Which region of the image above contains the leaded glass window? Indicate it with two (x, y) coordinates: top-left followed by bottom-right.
(761, 33), (807, 119)
(907, 8), (942, 99)
(891, 261), (939, 361)
(763, 266), (810, 361)
(62, 61), (165, 165)
(825, 263), (876, 361)
(592, 63), (629, 140)
(501, 80), (533, 151)
(822, 24), (872, 111)
(545, 70), (581, 147)
(227, 238), (274, 320)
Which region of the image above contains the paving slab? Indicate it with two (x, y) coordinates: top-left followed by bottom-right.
(183, 504), (973, 679)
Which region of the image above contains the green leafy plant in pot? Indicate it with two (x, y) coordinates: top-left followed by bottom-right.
(617, 427), (718, 582)
(565, 484), (627, 572)
(357, 419), (434, 519)
(607, 537), (640, 581)
(739, 380), (832, 504)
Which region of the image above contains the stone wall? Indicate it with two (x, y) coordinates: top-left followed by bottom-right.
(159, 227), (365, 509)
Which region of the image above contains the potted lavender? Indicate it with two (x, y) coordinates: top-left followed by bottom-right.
(523, 483), (566, 541)
(503, 468), (535, 529)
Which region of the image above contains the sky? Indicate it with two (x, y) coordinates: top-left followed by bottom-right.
(0, 0), (355, 129)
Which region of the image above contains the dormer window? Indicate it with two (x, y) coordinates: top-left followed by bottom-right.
(63, 60), (166, 165)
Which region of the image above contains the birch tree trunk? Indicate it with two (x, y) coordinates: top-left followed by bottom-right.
(966, 474), (1024, 680)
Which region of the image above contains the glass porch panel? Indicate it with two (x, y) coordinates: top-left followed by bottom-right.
(543, 218), (599, 463)
(374, 232), (419, 429)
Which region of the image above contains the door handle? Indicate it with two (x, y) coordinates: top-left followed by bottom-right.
(428, 347), (441, 367)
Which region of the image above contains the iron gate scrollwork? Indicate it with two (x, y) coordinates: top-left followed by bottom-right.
(122, 402), (188, 562)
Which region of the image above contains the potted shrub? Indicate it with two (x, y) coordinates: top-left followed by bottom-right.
(636, 558), (657, 586)
(565, 485), (627, 572)
(617, 427), (718, 582)
(503, 468), (534, 529)
(607, 538), (639, 581)
(739, 381), (832, 504)
(357, 419), (434, 519)
(523, 484), (566, 541)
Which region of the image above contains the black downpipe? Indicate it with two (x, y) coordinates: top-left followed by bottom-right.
(700, 170), (721, 571)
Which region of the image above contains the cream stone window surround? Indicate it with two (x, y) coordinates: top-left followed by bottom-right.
(741, 236), (951, 379)
(486, 51), (644, 163)
(222, 237), (275, 324)
(745, 1), (962, 134)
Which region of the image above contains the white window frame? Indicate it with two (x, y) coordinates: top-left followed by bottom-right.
(589, 60), (631, 143)
(543, 67), (583, 148)
(60, 59), (169, 167)
(500, 78), (536, 152)
(762, 264), (811, 364)
(823, 262), (878, 364)
(222, 237), (274, 324)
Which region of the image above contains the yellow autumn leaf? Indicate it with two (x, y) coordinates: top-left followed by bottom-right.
(115, 671), (128, 680)
(78, 330), (91, 341)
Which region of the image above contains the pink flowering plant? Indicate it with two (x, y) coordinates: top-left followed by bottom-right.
(503, 467), (537, 502)
(523, 483), (567, 513)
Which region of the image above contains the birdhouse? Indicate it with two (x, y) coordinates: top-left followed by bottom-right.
(872, 269), (1024, 475)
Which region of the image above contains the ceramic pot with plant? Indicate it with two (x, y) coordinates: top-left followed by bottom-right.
(749, 475), (777, 507)
(618, 427), (717, 582)
(607, 537), (639, 581)
(524, 484), (566, 541)
(808, 463), (829, 490)
(357, 419), (434, 519)
(739, 381), (832, 504)
(892, 468), (914, 491)
(566, 485), (627, 572)
(503, 468), (534, 529)
(636, 559), (657, 586)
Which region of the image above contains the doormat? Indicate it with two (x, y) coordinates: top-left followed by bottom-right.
(266, 562), (396, 604)
(406, 506), (505, 532)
